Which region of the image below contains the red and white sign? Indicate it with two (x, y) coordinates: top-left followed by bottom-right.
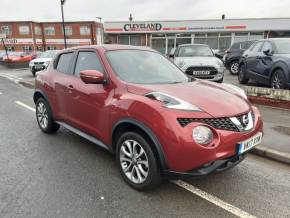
(104, 18), (290, 33)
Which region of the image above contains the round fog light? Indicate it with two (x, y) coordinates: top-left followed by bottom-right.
(192, 126), (213, 145)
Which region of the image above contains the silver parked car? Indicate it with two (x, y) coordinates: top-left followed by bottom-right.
(169, 44), (225, 83)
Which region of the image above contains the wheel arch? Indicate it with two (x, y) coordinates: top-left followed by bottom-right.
(33, 89), (49, 104)
(112, 118), (168, 170)
(270, 62), (289, 81)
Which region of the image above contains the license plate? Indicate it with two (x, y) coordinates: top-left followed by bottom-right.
(192, 71), (210, 75)
(35, 66), (43, 69)
(238, 132), (262, 155)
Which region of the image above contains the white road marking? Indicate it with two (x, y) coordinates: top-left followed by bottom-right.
(0, 73), (22, 84)
(172, 180), (256, 218)
(0, 91), (2, 95)
(15, 101), (35, 112)
(14, 98), (256, 218)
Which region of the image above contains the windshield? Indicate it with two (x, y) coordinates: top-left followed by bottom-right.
(275, 40), (290, 54)
(40, 51), (58, 58)
(178, 45), (214, 57)
(106, 50), (189, 84)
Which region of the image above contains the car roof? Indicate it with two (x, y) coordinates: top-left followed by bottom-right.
(63, 44), (156, 52)
(178, 43), (209, 47)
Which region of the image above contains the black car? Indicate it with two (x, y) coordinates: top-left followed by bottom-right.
(239, 38), (290, 89)
(224, 40), (257, 75)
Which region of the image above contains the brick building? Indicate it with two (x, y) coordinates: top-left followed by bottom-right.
(0, 21), (103, 52)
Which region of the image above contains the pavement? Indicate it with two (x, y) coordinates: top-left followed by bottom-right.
(1, 75), (290, 218)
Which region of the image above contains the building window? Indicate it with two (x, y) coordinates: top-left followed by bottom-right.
(36, 46), (43, 51)
(6, 46), (14, 51)
(22, 46), (32, 52)
(44, 26), (55, 35)
(249, 32), (264, 40)
(0, 25), (12, 35)
(35, 26), (42, 35)
(117, 35), (141, 46)
(233, 32), (249, 43)
(80, 26), (91, 35)
(118, 35), (130, 45)
(47, 46), (56, 50)
(62, 26), (72, 35)
(194, 33), (206, 44)
(19, 25), (30, 35)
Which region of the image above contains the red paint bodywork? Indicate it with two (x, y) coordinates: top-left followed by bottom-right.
(35, 45), (263, 173)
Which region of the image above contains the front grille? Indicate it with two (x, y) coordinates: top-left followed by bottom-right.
(185, 66), (218, 78)
(34, 62), (44, 65)
(177, 117), (240, 132)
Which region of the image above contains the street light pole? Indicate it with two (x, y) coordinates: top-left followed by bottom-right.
(61, 0), (67, 49)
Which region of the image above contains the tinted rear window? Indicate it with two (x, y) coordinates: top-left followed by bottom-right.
(56, 52), (74, 74)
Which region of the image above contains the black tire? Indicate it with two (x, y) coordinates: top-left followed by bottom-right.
(36, 98), (60, 134)
(238, 64), (249, 84)
(116, 131), (162, 191)
(270, 69), (287, 89)
(229, 60), (239, 75)
(32, 71), (36, 77)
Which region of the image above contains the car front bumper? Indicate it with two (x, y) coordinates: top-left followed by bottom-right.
(30, 64), (46, 72)
(181, 65), (225, 82)
(157, 106), (263, 174)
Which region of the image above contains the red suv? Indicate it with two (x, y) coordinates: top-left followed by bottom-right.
(34, 45), (263, 190)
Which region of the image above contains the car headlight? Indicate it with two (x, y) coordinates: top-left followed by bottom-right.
(145, 92), (202, 111)
(44, 61), (50, 67)
(176, 60), (185, 68)
(223, 83), (247, 99)
(216, 60), (224, 68)
(192, 126), (213, 145)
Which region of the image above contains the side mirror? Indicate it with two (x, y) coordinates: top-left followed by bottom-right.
(80, 70), (105, 84)
(263, 49), (273, 56)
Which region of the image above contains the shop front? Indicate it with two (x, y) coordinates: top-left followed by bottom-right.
(104, 18), (290, 55)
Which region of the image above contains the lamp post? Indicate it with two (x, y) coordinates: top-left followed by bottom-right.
(95, 17), (103, 44)
(61, 0), (67, 49)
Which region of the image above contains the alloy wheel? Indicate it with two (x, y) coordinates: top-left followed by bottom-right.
(271, 73), (282, 89)
(230, 62), (239, 74)
(36, 102), (48, 129)
(119, 139), (149, 184)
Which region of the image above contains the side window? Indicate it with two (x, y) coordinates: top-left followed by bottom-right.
(261, 41), (273, 52)
(56, 53), (74, 74)
(231, 43), (240, 49)
(252, 42), (264, 53)
(74, 51), (104, 76)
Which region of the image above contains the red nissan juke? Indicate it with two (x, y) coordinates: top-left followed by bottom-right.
(34, 45), (263, 190)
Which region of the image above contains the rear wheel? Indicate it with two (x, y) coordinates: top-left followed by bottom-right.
(36, 98), (60, 133)
(270, 69), (287, 89)
(238, 64), (249, 84)
(116, 131), (162, 191)
(229, 60), (239, 75)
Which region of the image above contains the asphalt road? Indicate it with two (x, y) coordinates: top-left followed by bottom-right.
(1, 75), (290, 218)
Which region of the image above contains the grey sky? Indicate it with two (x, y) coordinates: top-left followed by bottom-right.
(1, 0), (290, 22)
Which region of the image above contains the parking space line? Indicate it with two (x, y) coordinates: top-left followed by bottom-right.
(15, 101), (35, 112)
(172, 180), (256, 218)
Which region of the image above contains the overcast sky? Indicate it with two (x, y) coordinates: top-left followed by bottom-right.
(1, 0), (290, 22)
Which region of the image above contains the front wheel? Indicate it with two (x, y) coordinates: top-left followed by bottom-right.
(116, 132), (162, 191)
(229, 60), (239, 75)
(238, 64), (249, 84)
(270, 70), (287, 89)
(36, 98), (60, 133)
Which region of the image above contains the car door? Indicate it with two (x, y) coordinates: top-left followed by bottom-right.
(65, 50), (111, 140)
(245, 41), (264, 77)
(52, 52), (75, 120)
(255, 41), (274, 83)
